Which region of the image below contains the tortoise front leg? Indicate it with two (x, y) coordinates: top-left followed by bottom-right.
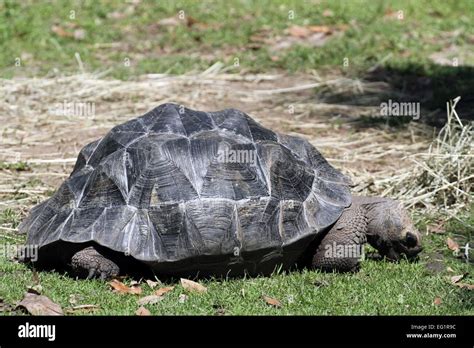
(312, 205), (368, 272)
(71, 246), (120, 280)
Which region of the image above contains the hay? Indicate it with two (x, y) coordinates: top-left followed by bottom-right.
(382, 97), (473, 217)
(0, 67), (471, 229)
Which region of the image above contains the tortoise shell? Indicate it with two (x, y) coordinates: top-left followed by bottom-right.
(21, 103), (351, 276)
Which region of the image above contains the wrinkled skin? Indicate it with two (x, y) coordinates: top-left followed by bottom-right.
(361, 196), (422, 261)
(311, 196), (422, 272)
(71, 246), (120, 280)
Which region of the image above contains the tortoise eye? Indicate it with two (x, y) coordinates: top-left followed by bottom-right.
(404, 232), (418, 248)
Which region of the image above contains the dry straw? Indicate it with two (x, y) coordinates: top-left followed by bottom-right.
(376, 97), (472, 218)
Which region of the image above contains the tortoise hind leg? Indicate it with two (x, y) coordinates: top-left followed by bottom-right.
(71, 246), (120, 280)
(312, 205), (367, 272)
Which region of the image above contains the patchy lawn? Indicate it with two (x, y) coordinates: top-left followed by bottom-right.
(1, 0), (473, 78)
(0, 206), (472, 315)
(0, 0), (472, 316)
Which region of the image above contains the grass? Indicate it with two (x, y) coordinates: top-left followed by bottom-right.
(0, 161), (30, 172)
(0, 208), (472, 315)
(1, 0), (473, 78)
(0, 0), (472, 316)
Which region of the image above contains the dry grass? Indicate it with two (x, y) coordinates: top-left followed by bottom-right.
(0, 66), (471, 230)
(365, 97), (473, 219)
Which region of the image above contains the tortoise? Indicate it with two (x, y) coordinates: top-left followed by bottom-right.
(19, 103), (422, 279)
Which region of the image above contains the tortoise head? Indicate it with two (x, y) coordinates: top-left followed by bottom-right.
(365, 199), (423, 261)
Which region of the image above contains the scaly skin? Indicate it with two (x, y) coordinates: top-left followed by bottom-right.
(312, 196), (422, 272)
(312, 204), (368, 272)
(71, 246), (120, 280)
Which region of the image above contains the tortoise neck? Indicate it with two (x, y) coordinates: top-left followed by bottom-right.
(351, 195), (393, 250)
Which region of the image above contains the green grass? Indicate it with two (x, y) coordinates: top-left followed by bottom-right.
(1, 0), (473, 78)
(0, 208), (472, 315)
(0, 161), (30, 172)
(0, 208), (22, 229)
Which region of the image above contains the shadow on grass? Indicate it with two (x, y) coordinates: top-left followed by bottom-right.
(317, 63), (474, 128)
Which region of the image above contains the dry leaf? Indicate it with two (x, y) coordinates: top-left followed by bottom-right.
(127, 285), (142, 295)
(26, 284), (42, 295)
(17, 292), (63, 316)
(109, 279), (132, 293)
(157, 16), (181, 27)
(306, 32), (330, 47)
(137, 295), (163, 306)
(155, 286), (174, 297)
(384, 9), (402, 20)
(446, 267), (455, 273)
(308, 25), (332, 34)
(433, 297), (442, 305)
(136, 306), (151, 316)
(287, 25), (332, 38)
(287, 25), (311, 38)
(71, 304), (99, 310)
(450, 274), (465, 284)
(109, 279), (142, 295)
(185, 15), (208, 29)
(446, 237), (460, 252)
(186, 16), (201, 28)
(178, 294), (188, 303)
(51, 25), (73, 38)
(146, 279), (160, 289)
(454, 283), (474, 290)
(275, 23), (341, 52)
(180, 278), (207, 293)
(66, 304), (100, 313)
(263, 295), (282, 308)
